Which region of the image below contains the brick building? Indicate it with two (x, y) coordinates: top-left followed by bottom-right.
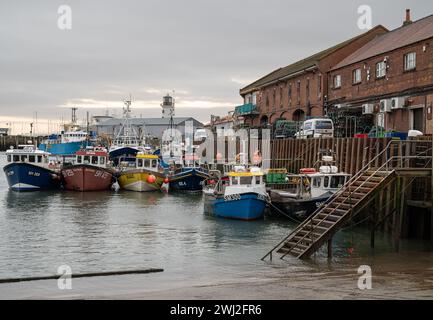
(328, 11), (433, 136)
(237, 25), (388, 129)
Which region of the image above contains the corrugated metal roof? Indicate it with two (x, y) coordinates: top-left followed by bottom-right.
(97, 117), (203, 126)
(240, 25), (388, 94)
(333, 14), (433, 70)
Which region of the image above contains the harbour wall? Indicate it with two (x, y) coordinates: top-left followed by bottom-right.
(0, 136), (43, 151)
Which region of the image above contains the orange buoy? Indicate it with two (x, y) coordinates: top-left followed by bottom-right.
(163, 177), (169, 184)
(147, 175), (156, 184)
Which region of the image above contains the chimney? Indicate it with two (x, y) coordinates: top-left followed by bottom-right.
(403, 9), (412, 26)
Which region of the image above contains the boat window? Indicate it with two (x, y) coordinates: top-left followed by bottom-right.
(21, 155), (28, 162)
(144, 159), (150, 167)
(100, 157), (105, 165)
(37, 155), (42, 163)
(324, 176), (329, 188)
(92, 156), (98, 165)
(7, 155), (11, 162)
(151, 160), (157, 168)
(29, 155), (35, 163)
(13, 155), (19, 162)
(137, 159), (143, 167)
(312, 177), (321, 188)
(330, 176), (346, 188)
(239, 176), (251, 185)
(83, 156), (90, 164)
(76, 156), (82, 164)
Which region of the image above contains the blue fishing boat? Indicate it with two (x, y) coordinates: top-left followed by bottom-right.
(3, 145), (61, 191)
(203, 166), (268, 220)
(39, 108), (91, 157)
(169, 166), (210, 192)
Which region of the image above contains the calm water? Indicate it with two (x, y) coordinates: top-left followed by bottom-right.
(0, 153), (432, 295)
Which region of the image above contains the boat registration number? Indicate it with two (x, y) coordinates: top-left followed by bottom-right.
(28, 171), (41, 177)
(224, 194), (241, 201)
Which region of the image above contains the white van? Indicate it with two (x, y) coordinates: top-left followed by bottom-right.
(295, 118), (334, 139)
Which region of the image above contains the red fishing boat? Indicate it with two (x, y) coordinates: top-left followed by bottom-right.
(61, 147), (115, 191)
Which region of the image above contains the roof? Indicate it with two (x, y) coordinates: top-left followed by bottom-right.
(97, 117), (203, 127)
(333, 14), (433, 70)
(240, 25), (388, 94)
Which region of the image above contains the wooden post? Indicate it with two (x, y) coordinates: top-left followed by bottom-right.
(394, 177), (400, 252)
(327, 237), (333, 258)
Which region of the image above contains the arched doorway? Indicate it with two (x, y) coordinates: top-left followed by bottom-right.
(292, 109), (306, 122)
(260, 115), (269, 126)
(279, 111), (289, 120)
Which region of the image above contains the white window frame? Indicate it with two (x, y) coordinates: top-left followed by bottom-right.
(333, 75), (341, 88)
(376, 61), (386, 78)
(352, 69), (361, 84)
(404, 52), (416, 71)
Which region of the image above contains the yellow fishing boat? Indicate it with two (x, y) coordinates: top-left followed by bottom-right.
(117, 154), (168, 192)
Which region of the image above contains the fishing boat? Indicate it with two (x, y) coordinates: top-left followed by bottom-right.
(39, 108), (91, 157)
(3, 144), (61, 191)
(61, 147), (115, 191)
(169, 166), (210, 192)
(109, 99), (148, 165)
(168, 154), (210, 192)
(203, 166), (269, 220)
(117, 153), (169, 192)
(270, 162), (350, 220)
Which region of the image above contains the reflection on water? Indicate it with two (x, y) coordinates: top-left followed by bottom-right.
(0, 154), (432, 287)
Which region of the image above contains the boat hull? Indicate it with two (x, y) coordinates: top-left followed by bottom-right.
(271, 193), (330, 220)
(169, 168), (209, 192)
(117, 169), (165, 192)
(3, 163), (60, 191)
(38, 141), (86, 156)
(206, 193), (267, 221)
(61, 165), (114, 191)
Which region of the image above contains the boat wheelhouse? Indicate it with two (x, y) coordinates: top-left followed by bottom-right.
(3, 145), (61, 191)
(270, 165), (350, 220)
(117, 153), (168, 192)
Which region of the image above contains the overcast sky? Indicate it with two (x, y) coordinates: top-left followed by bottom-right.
(1, 0), (433, 133)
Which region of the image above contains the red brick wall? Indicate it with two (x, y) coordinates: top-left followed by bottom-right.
(328, 40), (433, 102)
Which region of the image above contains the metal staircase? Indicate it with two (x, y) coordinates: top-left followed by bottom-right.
(262, 139), (432, 260)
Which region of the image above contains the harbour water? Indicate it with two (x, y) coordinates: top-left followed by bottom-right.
(0, 153), (433, 299)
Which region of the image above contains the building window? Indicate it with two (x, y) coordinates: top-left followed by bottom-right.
(352, 68), (361, 84)
(306, 78), (310, 99)
(333, 75), (341, 88)
(318, 74), (322, 99)
(404, 52), (416, 71)
(376, 61), (386, 78)
(297, 81), (301, 102)
(266, 93), (269, 106)
(288, 83), (292, 99)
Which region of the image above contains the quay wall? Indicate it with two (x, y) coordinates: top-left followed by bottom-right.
(0, 136), (43, 151)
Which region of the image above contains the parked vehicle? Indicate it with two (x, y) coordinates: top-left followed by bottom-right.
(295, 118), (334, 139)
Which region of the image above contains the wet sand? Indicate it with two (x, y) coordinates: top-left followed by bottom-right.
(1, 252), (432, 299)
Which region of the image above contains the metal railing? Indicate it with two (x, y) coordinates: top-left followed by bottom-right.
(262, 139), (432, 260)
